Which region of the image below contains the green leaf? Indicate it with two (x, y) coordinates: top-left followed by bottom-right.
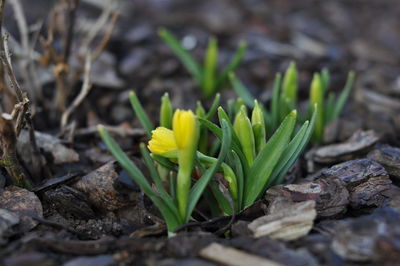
(218, 41), (247, 87)
(202, 37), (218, 97)
(185, 119), (232, 222)
(158, 28), (202, 84)
(199, 116), (249, 175)
(331, 71), (355, 122)
(270, 73), (282, 130)
(321, 68), (330, 95)
(325, 92), (336, 123)
(229, 72), (255, 107)
(129, 91), (154, 138)
(98, 126), (181, 231)
(139, 143), (180, 217)
(271, 105), (317, 186)
(244, 110), (297, 207)
(229, 151), (244, 210)
(151, 154), (178, 171)
(205, 93), (221, 120)
(209, 180), (234, 215)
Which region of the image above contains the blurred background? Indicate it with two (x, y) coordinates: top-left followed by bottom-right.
(2, 0), (400, 142)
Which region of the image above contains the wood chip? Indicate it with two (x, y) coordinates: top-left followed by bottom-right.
(248, 200), (316, 240)
(313, 130), (379, 163)
(199, 243), (284, 266)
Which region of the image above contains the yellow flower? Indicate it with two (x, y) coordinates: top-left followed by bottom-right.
(148, 127), (178, 158)
(173, 109), (198, 150)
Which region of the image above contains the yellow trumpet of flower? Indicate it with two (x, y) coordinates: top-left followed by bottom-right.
(148, 109), (199, 219)
(148, 127), (178, 158)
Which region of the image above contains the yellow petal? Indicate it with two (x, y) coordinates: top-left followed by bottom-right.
(148, 127), (178, 158)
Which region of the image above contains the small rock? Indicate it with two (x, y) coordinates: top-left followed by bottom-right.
(312, 130), (379, 163)
(0, 186), (43, 232)
(18, 130), (79, 165)
(0, 208), (19, 244)
(368, 145), (400, 179)
(73, 162), (135, 211)
(320, 159), (392, 209)
(248, 200), (316, 240)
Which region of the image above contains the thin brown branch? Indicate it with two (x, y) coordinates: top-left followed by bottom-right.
(91, 12), (119, 61)
(61, 54), (92, 131)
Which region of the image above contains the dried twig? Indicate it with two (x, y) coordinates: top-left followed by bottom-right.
(9, 0), (42, 101)
(91, 12), (119, 60)
(0, 114), (31, 188)
(60, 54), (92, 131)
(0, 1), (49, 183)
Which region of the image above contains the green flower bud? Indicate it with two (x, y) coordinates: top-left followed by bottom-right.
(235, 98), (247, 116)
(251, 100), (266, 153)
(234, 106), (255, 165)
(160, 93), (173, 129)
(282, 61), (298, 104)
(310, 73), (324, 142)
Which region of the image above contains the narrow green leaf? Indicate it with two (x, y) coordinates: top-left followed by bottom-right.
(229, 72), (255, 107)
(151, 154), (178, 171)
(129, 91), (154, 138)
(230, 151), (244, 210)
(205, 93), (221, 120)
(98, 126), (181, 231)
(158, 28), (202, 84)
(139, 143), (180, 218)
(321, 68), (330, 95)
(209, 180), (233, 215)
(272, 105), (317, 186)
(244, 110), (297, 207)
(202, 37), (218, 97)
(185, 119), (232, 222)
(270, 73), (282, 130)
(325, 92), (336, 123)
(218, 41), (247, 87)
(198, 117), (248, 172)
(331, 71), (355, 122)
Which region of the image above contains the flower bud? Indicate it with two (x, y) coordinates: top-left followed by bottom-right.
(234, 106), (255, 165)
(251, 100), (266, 153)
(282, 61), (298, 104)
(310, 73), (324, 142)
(160, 93), (173, 129)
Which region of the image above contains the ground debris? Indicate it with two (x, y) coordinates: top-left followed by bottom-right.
(266, 177), (349, 218)
(0, 186), (43, 232)
(311, 130), (379, 164)
(332, 208), (400, 263)
(319, 159), (392, 209)
(368, 145), (400, 180)
(199, 242), (284, 266)
(18, 130), (79, 165)
(73, 161), (136, 211)
(0, 208), (19, 245)
(248, 200), (316, 240)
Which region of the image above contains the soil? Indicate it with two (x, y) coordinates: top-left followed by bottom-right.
(1, 0), (400, 265)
